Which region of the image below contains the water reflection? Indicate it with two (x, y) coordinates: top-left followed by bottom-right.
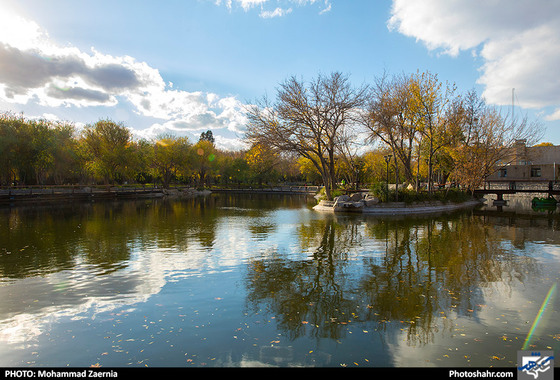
(0, 194), (558, 367)
(245, 211), (546, 348)
(0, 194), (309, 281)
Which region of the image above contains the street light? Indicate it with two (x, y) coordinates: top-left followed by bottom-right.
(384, 154), (392, 202)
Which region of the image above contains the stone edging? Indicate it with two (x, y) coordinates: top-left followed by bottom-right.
(313, 198), (482, 215)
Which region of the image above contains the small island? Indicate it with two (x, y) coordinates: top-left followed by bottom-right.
(313, 191), (482, 215)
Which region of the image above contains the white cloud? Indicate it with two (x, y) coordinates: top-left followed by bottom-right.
(214, 134), (249, 151)
(260, 7), (293, 19)
(544, 109), (560, 122)
(388, 0), (560, 119)
(238, 0), (268, 11)
(219, 0), (330, 16)
(132, 119), (248, 152)
(0, 9), (248, 138)
(319, 3), (331, 15)
(216, 0), (267, 11)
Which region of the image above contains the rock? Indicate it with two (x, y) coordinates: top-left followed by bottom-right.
(365, 198), (379, 207)
(364, 194), (379, 207)
(333, 196), (345, 210)
(349, 193), (363, 202)
(351, 201), (364, 208)
(337, 194), (350, 202)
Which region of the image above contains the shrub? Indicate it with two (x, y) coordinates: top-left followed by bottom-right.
(369, 184), (471, 204)
(316, 187), (345, 200)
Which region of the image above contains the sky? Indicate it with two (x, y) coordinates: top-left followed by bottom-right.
(0, 0), (559, 150)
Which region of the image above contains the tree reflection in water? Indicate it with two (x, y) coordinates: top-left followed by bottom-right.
(244, 212), (540, 347)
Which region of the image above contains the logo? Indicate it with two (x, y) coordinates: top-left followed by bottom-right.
(518, 351), (554, 380)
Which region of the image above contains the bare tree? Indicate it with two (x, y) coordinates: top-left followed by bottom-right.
(245, 72), (368, 200)
(449, 90), (544, 191)
(363, 72), (422, 193)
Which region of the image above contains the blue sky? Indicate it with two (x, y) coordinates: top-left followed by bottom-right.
(0, 0), (559, 149)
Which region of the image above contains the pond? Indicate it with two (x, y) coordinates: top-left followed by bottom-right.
(0, 194), (558, 368)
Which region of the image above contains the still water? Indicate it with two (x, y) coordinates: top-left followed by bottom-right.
(0, 194), (558, 367)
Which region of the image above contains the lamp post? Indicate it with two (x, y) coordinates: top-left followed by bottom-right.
(384, 154), (392, 202)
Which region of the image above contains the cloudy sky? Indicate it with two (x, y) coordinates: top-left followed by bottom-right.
(0, 0), (559, 149)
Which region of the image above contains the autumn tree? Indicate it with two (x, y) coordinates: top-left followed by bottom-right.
(360, 149), (394, 186)
(363, 72), (421, 189)
(448, 90), (543, 191)
(245, 72), (368, 200)
(81, 119), (134, 184)
(297, 156), (324, 185)
(409, 71), (463, 192)
(151, 134), (191, 188)
(245, 143), (278, 185)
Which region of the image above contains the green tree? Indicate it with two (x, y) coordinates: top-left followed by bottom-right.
(199, 130), (215, 144)
(151, 134), (191, 188)
(81, 119), (134, 184)
(191, 139), (217, 187)
(48, 121), (80, 185)
(0, 113), (21, 185)
(0, 113), (80, 185)
(128, 138), (154, 185)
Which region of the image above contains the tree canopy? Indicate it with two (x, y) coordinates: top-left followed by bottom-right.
(0, 69), (545, 196)
(245, 72), (369, 200)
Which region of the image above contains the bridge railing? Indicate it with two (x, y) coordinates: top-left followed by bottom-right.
(482, 180), (560, 192)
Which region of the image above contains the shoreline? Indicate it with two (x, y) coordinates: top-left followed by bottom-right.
(0, 187), (211, 205)
(313, 198), (483, 215)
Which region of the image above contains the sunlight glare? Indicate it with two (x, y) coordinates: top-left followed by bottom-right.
(0, 8), (44, 50)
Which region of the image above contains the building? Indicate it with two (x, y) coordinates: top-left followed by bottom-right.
(487, 140), (560, 183)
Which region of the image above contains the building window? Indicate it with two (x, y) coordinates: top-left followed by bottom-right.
(499, 169), (507, 178)
(531, 167), (541, 177)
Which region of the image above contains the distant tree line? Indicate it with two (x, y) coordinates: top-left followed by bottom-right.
(0, 70), (544, 195)
(0, 113), (303, 188)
